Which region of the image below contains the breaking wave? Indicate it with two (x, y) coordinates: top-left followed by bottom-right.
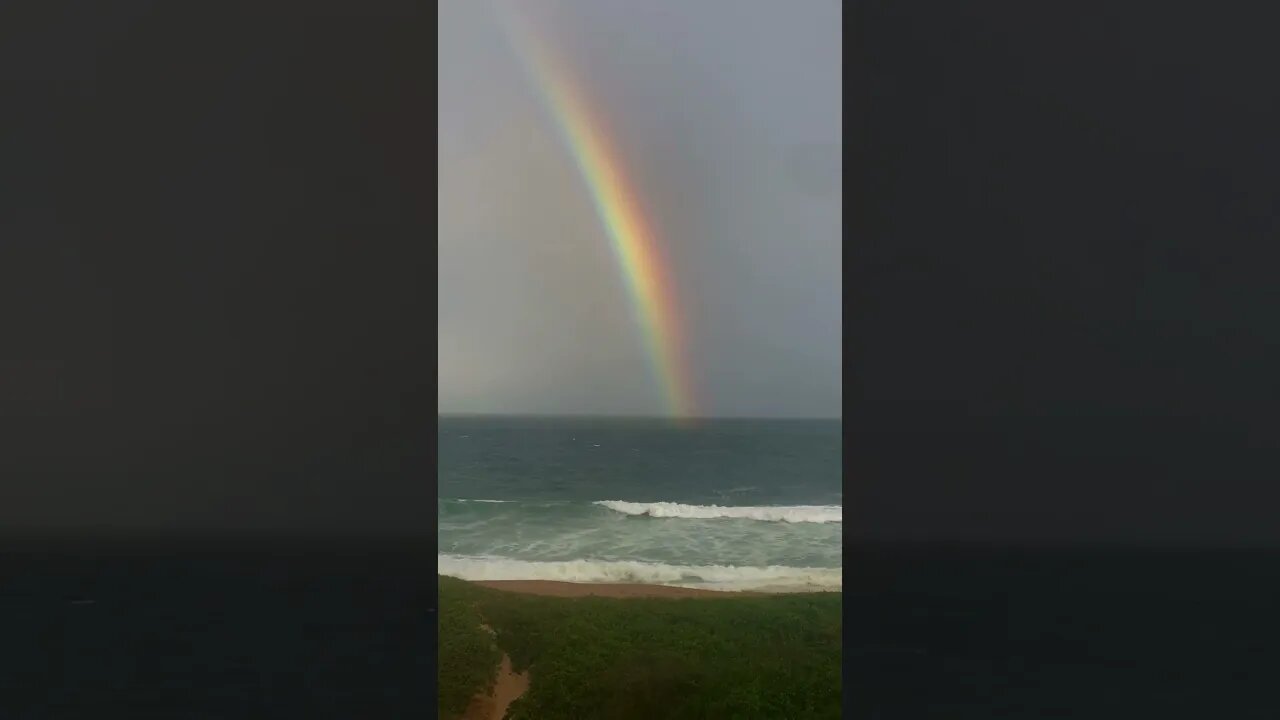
(437, 554), (841, 592)
(595, 500), (842, 524)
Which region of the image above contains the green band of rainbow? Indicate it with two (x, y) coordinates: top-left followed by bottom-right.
(496, 7), (697, 420)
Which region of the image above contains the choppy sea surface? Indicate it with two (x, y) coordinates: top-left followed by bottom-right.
(438, 415), (842, 592)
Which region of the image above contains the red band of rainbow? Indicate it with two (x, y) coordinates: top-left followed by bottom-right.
(496, 6), (697, 421)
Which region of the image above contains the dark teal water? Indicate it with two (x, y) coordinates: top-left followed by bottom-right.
(437, 416), (842, 590)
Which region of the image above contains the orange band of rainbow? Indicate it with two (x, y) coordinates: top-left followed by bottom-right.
(496, 7), (697, 420)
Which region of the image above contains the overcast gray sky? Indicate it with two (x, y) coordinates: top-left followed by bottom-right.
(439, 0), (841, 418)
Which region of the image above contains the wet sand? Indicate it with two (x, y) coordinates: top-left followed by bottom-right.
(474, 580), (764, 598)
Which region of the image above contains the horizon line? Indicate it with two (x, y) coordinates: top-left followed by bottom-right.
(437, 411), (841, 422)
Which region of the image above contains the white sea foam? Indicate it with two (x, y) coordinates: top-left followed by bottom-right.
(438, 554), (841, 592)
(595, 500), (842, 524)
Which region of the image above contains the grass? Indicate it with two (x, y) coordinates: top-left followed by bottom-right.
(437, 577), (501, 717)
(438, 576), (842, 720)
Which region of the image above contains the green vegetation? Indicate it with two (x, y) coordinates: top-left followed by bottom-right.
(438, 576), (842, 720)
(437, 577), (502, 717)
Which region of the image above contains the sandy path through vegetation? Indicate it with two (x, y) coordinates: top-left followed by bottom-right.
(462, 623), (529, 720)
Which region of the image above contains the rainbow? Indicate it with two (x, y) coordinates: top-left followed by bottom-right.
(494, 5), (697, 421)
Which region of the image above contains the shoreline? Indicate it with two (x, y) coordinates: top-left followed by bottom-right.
(471, 579), (840, 598)
(474, 580), (769, 598)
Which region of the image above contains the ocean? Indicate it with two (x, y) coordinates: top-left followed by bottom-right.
(437, 415), (842, 592)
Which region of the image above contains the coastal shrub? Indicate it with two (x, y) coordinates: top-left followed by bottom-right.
(438, 577), (841, 720)
(437, 577), (501, 718)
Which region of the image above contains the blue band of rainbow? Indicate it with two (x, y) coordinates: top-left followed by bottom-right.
(496, 5), (696, 421)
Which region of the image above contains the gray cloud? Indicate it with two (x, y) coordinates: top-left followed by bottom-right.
(439, 0), (841, 418)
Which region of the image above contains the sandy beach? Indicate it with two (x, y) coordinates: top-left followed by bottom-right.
(474, 580), (765, 598)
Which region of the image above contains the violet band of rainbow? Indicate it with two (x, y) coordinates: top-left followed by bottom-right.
(495, 5), (697, 421)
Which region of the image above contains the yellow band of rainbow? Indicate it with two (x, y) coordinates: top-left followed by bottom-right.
(496, 6), (697, 420)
